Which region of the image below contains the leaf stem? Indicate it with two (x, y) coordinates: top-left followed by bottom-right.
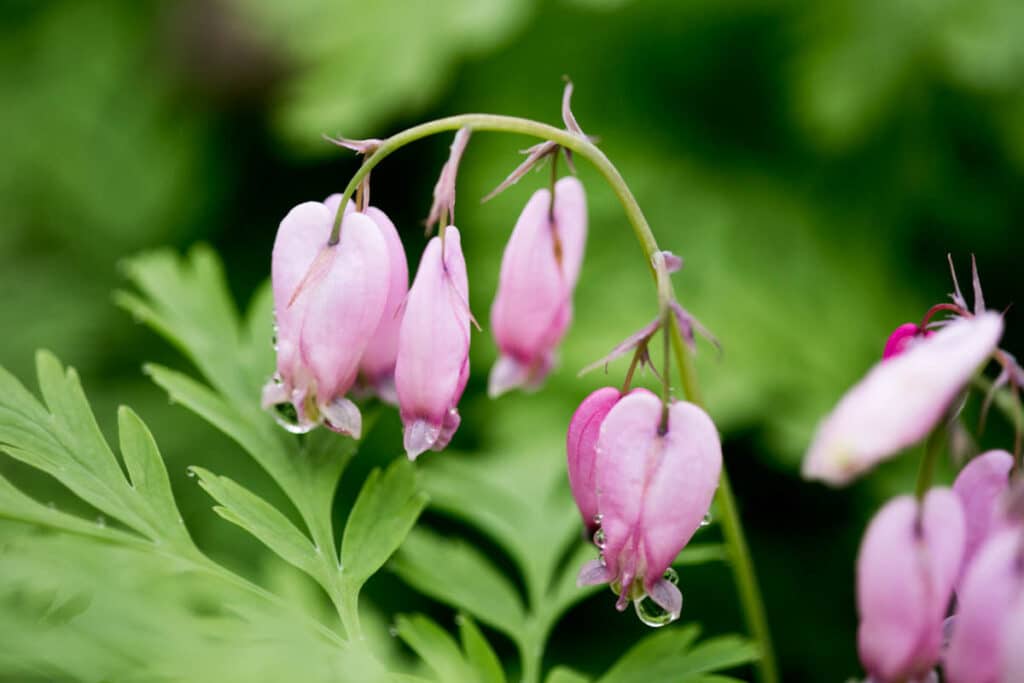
(330, 112), (778, 683)
(915, 427), (945, 500)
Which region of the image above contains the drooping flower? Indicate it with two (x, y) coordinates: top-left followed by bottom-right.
(489, 177), (587, 397)
(394, 227), (471, 459)
(320, 195), (409, 404)
(953, 450), (1015, 588)
(566, 386), (621, 535)
(856, 490), (964, 683)
(577, 389), (721, 624)
(262, 200), (390, 437)
(802, 312), (1003, 486)
(944, 528), (1024, 683)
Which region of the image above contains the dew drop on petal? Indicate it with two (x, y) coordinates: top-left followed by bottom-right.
(634, 592), (680, 628)
(593, 513), (603, 525)
(662, 567), (679, 585)
(700, 512), (712, 527)
(273, 402), (316, 434)
(593, 528), (606, 549)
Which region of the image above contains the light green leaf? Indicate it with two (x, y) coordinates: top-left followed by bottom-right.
(341, 458), (428, 596)
(395, 614), (477, 683)
(191, 467), (322, 583)
(597, 626), (757, 683)
(458, 614), (506, 683)
(545, 667), (591, 683)
(391, 527), (526, 639)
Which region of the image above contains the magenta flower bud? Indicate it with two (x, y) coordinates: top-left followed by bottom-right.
(566, 387), (622, 534)
(857, 490), (964, 683)
(953, 450), (1015, 589)
(263, 201), (390, 438)
(577, 389), (722, 623)
(395, 226), (471, 460)
(488, 177), (587, 397)
(883, 322), (931, 360)
(945, 528), (1024, 683)
(803, 312), (1003, 486)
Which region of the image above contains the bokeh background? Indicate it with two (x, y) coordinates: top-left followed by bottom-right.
(1, 0), (1022, 680)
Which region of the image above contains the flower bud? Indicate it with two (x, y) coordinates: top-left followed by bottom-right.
(803, 312), (1003, 486)
(883, 322), (931, 360)
(945, 528), (1024, 683)
(856, 490), (964, 683)
(263, 201), (390, 437)
(577, 389), (721, 624)
(566, 387), (621, 534)
(488, 177), (587, 397)
(953, 450), (1014, 589)
(395, 226), (471, 460)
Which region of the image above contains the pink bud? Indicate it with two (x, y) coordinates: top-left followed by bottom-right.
(577, 389), (722, 623)
(945, 528), (1024, 683)
(488, 177), (587, 397)
(883, 322), (931, 360)
(803, 312), (1003, 486)
(263, 201), (390, 438)
(857, 490), (964, 683)
(395, 226), (471, 460)
(953, 450), (1015, 589)
(566, 387), (621, 534)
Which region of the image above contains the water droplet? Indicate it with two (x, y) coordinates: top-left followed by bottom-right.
(273, 402), (316, 434)
(599, 552), (607, 568)
(186, 468), (196, 478)
(700, 512), (712, 527)
(95, 515), (106, 528)
(46, 501), (56, 510)
(592, 528), (606, 549)
(662, 567), (679, 585)
(593, 513), (603, 525)
(634, 592), (680, 628)
(387, 626), (399, 638)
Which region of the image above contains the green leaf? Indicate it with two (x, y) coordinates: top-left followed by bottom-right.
(458, 614), (506, 683)
(191, 467), (323, 583)
(391, 527), (526, 639)
(597, 626), (758, 683)
(395, 614), (477, 683)
(341, 458), (428, 596)
(545, 668), (591, 683)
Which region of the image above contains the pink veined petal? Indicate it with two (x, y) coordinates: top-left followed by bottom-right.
(395, 227), (471, 458)
(490, 187), (571, 388)
(641, 401), (722, 589)
(953, 450), (1015, 590)
(566, 387), (621, 533)
(552, 176), (587, 288)
(299, 211), (389, 402)
(271, 202), (332, 381)
(857, 491), (964, 682)
(358, 206), (409, 390)
(595, 388), (661, 582)
(803, 312), (1004, 486)
(945, 529), (1024, 683)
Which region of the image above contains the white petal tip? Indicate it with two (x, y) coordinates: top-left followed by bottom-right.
(321, 397), (362, 439)
(403, 419), (441, 461)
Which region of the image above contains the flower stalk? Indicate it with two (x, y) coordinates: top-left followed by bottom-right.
(328, 112), (778, 683)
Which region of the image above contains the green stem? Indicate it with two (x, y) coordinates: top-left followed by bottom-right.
(915, 428), (945, 500)
(669, 325), (778, 683)
(331, 112), (777, 683)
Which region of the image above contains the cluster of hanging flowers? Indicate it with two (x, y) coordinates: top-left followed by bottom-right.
(802, 257), (1024, 683)
(261, 83), (725, 628)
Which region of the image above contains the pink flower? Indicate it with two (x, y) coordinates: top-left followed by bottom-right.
(857, 490), (964, 683)
(802, 312), (1003, 486)
(262, 200), (390, 437)
(394, 227), (471, 460)
(953, 450), (1015, 589)
(566, 387), (621, 534)
(577, 389), (722, 623)
(883, 323), (932, 360)
(488, 177), (587, 397)
(944, 528), (1024, 683)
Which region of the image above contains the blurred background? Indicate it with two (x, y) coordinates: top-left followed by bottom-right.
(1, 0), (1022, 680)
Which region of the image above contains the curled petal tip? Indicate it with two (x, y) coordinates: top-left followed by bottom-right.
(647, 577), (683, 620)
(487, 356), (529, 399)
(321, 397), (362, 439)
(576, 558), (611, 587)
(323, 134), (383, 156)
(403, 419), (441, 461)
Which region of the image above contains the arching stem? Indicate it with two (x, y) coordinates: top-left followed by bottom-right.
(329, 113), (778, 683)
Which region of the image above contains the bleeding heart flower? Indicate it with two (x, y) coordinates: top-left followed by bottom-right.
(576, 389), (721, 626)
(953, 450), (1015, 589)
(883, 323), (933, 360)
(802, 312), (1003, 486)
(262, 200), (390, 438)
(489, 176), (587, 397)
(394, 226), (471, 460)
(944, 528), (1024, 683)
(857, 490), (964, 683)
(566, 386), (622, 535)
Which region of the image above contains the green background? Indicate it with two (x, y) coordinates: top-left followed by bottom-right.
(1, 0), (1021, 680)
